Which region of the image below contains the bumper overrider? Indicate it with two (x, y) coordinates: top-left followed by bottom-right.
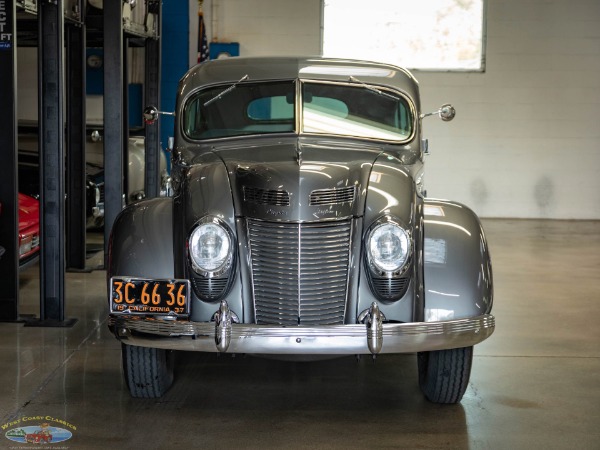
(109, 301), (495, 355)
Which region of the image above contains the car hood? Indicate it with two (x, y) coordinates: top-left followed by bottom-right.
(18, 193), (40, 231)
(213, 140), (384, 222)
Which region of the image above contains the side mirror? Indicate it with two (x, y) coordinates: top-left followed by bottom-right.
(143, 106), (159, 125)
(90, 129), (102, 142)
(439, 104), (456, 121)
(143, 105), (175, 125)
(420, 103), (456, 122)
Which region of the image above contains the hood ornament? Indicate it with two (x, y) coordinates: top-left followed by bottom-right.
(296, 146), (303, 166)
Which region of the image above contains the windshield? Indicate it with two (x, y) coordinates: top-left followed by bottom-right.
(183, 80), (413, 141)
(301, 82), (412, 141)
(183, 80), (295, 140)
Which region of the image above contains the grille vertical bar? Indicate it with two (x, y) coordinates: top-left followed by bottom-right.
(247, 219), (352, 326)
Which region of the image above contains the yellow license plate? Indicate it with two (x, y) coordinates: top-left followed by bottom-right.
(110, 277), (190, 316)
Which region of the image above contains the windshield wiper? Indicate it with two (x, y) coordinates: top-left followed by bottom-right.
(348, 76), (398, 101)
(203, 74), (250, 107)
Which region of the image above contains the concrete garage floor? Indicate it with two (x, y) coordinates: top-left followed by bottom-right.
(1, 219), (598, 449)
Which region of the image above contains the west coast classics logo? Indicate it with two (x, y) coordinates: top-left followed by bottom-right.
(3, 416), (76, 445)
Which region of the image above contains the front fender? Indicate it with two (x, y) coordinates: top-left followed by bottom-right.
(174, 155), (240, 322)
(357, 155), (421, 323)
(108, 197), (174, 279)
(423, 199), (493, 321)
(363, 156), (416, 226)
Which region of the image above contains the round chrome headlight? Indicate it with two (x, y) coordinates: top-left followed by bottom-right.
(188, 219), (233, 276)
(367, 222), (410, 274)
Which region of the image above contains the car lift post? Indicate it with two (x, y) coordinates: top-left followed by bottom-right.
(0, 0), (20, 322)
(26, 0), (76, 327)
(103, 0), (125, 264)
(66, 18), (87, 271)
(144, 32), (162, 199)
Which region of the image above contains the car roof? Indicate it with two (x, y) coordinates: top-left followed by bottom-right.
(178, 56), (420, 100)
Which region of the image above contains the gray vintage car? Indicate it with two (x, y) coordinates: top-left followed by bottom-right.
(108, 56), (495, 403)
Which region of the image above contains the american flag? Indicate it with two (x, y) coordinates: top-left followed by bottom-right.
(198, 11), (209, 63)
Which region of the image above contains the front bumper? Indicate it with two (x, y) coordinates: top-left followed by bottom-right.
(109, 302), (495, 355)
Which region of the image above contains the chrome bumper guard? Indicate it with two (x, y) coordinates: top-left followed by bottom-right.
(109, 301), (495, 355)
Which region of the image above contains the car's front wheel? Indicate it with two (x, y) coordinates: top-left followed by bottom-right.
(122, 343), (174, 398)
(417, 346), (473, 404)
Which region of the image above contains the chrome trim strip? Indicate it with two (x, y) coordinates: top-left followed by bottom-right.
(110, 313), (495, 355)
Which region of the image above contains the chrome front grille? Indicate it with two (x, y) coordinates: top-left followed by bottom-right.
(247, 219), (352, 326)
(370, 276), (410, 301)
(191, 277), (229, 301)
(309, 186), (356, 206)
(98, 182), (105, 203)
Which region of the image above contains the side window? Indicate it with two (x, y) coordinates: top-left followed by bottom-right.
(248, 95), (294, 121)
(395, 102), (410, 134)
(184, 100), (202, 137)
(305, 96), (349, 118)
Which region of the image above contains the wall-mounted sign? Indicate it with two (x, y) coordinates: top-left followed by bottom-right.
(209, 42), (239, 60)
(0, 0), (14, 50)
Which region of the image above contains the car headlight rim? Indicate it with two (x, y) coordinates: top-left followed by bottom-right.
(366, 218), (411, 276)
(188, 217), (234, 277)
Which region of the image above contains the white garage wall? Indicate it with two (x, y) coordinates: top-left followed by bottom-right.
(204, 0), (600, 219)
(203, 0), (322, 57)
(417, 1), (600, 219)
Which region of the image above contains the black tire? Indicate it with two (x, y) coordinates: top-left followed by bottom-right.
(122, 343), (175, 398)
(418, 346), (473, 404)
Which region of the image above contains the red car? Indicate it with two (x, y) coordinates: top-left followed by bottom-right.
(25, 431), (52, 443)
(0, 194), (40, 266)
(18, 193), (41, 266)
